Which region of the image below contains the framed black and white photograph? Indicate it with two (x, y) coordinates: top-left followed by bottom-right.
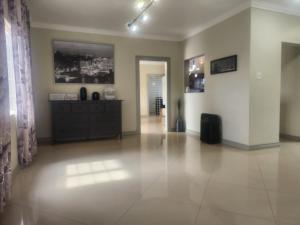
(211, 55), (237, 75)
(53, 41), (114, 84)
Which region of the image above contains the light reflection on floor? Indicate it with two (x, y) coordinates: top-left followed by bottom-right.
(65, 160), (130, 188)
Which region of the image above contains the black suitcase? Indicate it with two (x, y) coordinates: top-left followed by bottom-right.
(200, 114), (222, 144)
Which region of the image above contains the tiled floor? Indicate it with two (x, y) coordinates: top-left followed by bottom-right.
(1, 132), (300, 225)
(141, 116), (165, 134)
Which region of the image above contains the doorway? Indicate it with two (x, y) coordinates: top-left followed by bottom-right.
(136, 56), (170, 134)
(148, 75), (163, 116)
(280, 43), (300, 140)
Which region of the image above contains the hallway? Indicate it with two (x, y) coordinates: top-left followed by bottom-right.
(141, 116), (165, 134)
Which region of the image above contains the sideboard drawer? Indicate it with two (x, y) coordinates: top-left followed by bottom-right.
(89, 122), (120, 139)
(90, 103), (105, 113)
(54, 126), (88, 141)
(106, 101), (121, 112)
(51, 100), (122, 143)
(53, 103), (71, 113)
(72, 103), (88, 113)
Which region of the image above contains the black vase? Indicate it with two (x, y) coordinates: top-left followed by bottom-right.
(80, 87), (87, 101)
(92, 92), (100, 101)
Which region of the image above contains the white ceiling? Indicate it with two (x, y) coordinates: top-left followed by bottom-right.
(28, 0), (300, 41)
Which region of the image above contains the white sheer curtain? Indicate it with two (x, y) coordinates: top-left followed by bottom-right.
(8, 0), (37, 166)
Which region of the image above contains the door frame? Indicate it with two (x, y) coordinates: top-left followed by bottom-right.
(136, 56), (171, 133)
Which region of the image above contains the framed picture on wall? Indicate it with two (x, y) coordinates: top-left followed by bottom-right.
(184, 55), (205, 93)
(53, 40), (114, 84)
(211, 55), (237, 75)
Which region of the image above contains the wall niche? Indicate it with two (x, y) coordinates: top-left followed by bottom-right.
(184, 55), (205, 93)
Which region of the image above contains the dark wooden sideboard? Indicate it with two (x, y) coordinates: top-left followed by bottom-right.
(51, 100), (122, 143)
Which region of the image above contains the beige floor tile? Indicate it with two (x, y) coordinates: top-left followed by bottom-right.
(256, 146), (300, 195)
(262, 169), (300, 195)
(278, 223), (297, 225)
(202, 181), (274, 219)
(12, 175), (147, 225)
(269, 191), (300, 225)
(2, 122), (300, 225)
(142, 172), (209, 206)
(116, 198), (199, 225)
(196, 207), (276, 225)
(210, 166), (265, 189)
(0, 203), (86, 225)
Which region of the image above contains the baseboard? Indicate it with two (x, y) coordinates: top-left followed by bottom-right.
(185, 131), (280, 150)
(123, 131), (138, 136)
(37, 137), (52, 145)
(170, 127), (178, 132)
(186, 129), (200, 136)
(280, 133), (300, 141)
(186, 130), (250, 149)
(249, 142), (280, 150)
(223, 139), (280, 150)
(37, 132), (138, 144)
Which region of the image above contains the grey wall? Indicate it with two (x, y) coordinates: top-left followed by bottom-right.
(30, 28), (183, 138)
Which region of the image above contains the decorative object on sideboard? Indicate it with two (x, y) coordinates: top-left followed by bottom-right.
(53, 40), (114, 84)
(92, 92), (100, 101)
(103, 86), (117, 100)
(80, 87), (87, 101)
(184, 55), (205, 93)
(49, 93), (65, 101)
(65, 93), (79, 101)
(211, 55), (237, 75)
(49, 93), (78, 101)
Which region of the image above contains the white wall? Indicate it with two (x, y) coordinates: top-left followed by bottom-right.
(183, 8), (300, 147)
(30, 28), (182, 139)
(139, 63), (165, 116)
(249, 8), (300, 145)
(280, 44), (300, 137)
(183, 9), (251, 145)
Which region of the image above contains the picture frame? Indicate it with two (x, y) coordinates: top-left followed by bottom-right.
(211, 55), (237, 75)
(53, 40), (114, 84)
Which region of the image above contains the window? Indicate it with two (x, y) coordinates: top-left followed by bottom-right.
(4, 17), (17, 116)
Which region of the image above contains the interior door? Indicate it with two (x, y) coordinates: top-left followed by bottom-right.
(148, 75), (162, 116)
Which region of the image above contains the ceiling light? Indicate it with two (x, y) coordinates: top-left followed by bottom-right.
(136, 0), (145, 10)
(127, 0), (157, 33)
(130, 24), (138, 32)
(142, 14), (149, 22)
